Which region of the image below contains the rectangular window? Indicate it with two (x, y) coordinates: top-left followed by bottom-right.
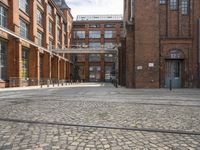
(0, 5), (8, 28)
(20, 19), (29, 39)
(160, 0), (166, 4)
(74, 31), (85, 39)
(0, 39), (7, 80)
(182, 0), (189, 15)
(170, 0), (178, 10)
(21, 47), (29, 78)
(37, 9), (43, 26)
(104, 24), (115, 28)
(89, 42), (101, 48)
(49, 38), (53, 50)
(56, 15), (60, 25)
(37, 31), (43, 46)
(104, 42), (115, 48)
(89, 54), (101, 62)
(89, 31), (101, 38)
(105, 54), (114, 62)
(57, 28), (62, 43)
(63, 23), (67, 32)
(89, 24), (100, 28)
(104, 31), (116, 38)
(49, 20), (53, 35)
(19, 0), (29, 14)
(48, 3), (53, 15)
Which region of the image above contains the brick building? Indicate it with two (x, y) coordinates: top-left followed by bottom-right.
(121, 0), (200, 88)
(0, 0), (73, 88)
(72, 15), (123, 82)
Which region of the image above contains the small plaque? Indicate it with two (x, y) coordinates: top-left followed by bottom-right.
(137, 66), (143, 70)
(148, 63), (154, 67)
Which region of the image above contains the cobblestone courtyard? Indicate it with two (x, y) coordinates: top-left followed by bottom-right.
(0, 83), (200, 150)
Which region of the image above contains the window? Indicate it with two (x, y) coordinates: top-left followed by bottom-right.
(160, 0), (166, 4)
(0, 39), (7, 80)
(89, 24), (100, 28)
(57, 28), (62, 43)
(20, 19), (29, 39)
(89, 54), (101, 62)
(37, 31), (43, 46)
(63, 23), (67, 32)
(182, 0), (189, 15)
(56, 15), (60, 25)
(49, 20), (53, 35)
(48, 3), (53, 15)
(104, 24), (115, 28)
(170, 0), (178, 10)
(19, 0), (29, 14)
(21, 47), (29, 78)
(0, 5), (8, 27)
(104, 42), (115, 48)
(74, 31), (85, 39)
(105, 54), (114, 62)
(37, 9), (43, 26)
(89, 31), (101, 38)
(89, 42), (101, 48)
(104, 31), (116, 38)
(49, 38), (53, 50)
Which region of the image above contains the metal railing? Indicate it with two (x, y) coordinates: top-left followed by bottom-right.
(9, 77), (79, 88)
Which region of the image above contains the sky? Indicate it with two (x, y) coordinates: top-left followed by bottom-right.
(65, 0), (123, 20)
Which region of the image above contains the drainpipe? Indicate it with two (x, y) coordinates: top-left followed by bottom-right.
(130, 0), (134, 22)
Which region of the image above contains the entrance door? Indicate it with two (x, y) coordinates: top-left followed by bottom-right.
(165, 60), (182, 88)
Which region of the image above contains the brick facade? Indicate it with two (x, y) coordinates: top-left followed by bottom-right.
(121, 0), (200, 88)
(72, 17), (123, 82)
(0, 0), (73, 88)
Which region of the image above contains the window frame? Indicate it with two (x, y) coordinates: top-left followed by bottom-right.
(19, 0), (29, 15)
(0, 5), (8, 28)
(181, 0), (190, 15)
(20, 18), (29, 39)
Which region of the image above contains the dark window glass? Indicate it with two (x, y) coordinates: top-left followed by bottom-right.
(0, 39), (7, 80)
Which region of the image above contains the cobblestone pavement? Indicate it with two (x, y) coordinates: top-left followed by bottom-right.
(0, 83), (200, 149)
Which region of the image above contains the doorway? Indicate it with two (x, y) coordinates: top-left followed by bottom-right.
(165, 60), (183, 88)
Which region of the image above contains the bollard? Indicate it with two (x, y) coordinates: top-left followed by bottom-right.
(53, 81), (54, 87)
(169, 79), (172, 91)
(47, 80), (49, 87)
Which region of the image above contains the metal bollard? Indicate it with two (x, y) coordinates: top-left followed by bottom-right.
(169, 79), (172, 91)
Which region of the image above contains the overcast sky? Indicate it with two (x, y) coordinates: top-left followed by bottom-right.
(65, 0), (123, 20)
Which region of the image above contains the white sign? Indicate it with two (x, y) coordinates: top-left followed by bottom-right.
(137, 66), (143, 70)
(148, 63), (154, 67)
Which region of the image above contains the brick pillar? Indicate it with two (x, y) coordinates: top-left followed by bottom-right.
(51, 56), (59, 80)
(59, 59), (64, 80)
(30, 0), (37, 42)
(63, 61), (67, 80)
(43, 52), (51, 79)
(9, 0), (20, 33)
(85, 54), (89, 82)
(29, 47), (40, 84)
(101, 54), (105, 82)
